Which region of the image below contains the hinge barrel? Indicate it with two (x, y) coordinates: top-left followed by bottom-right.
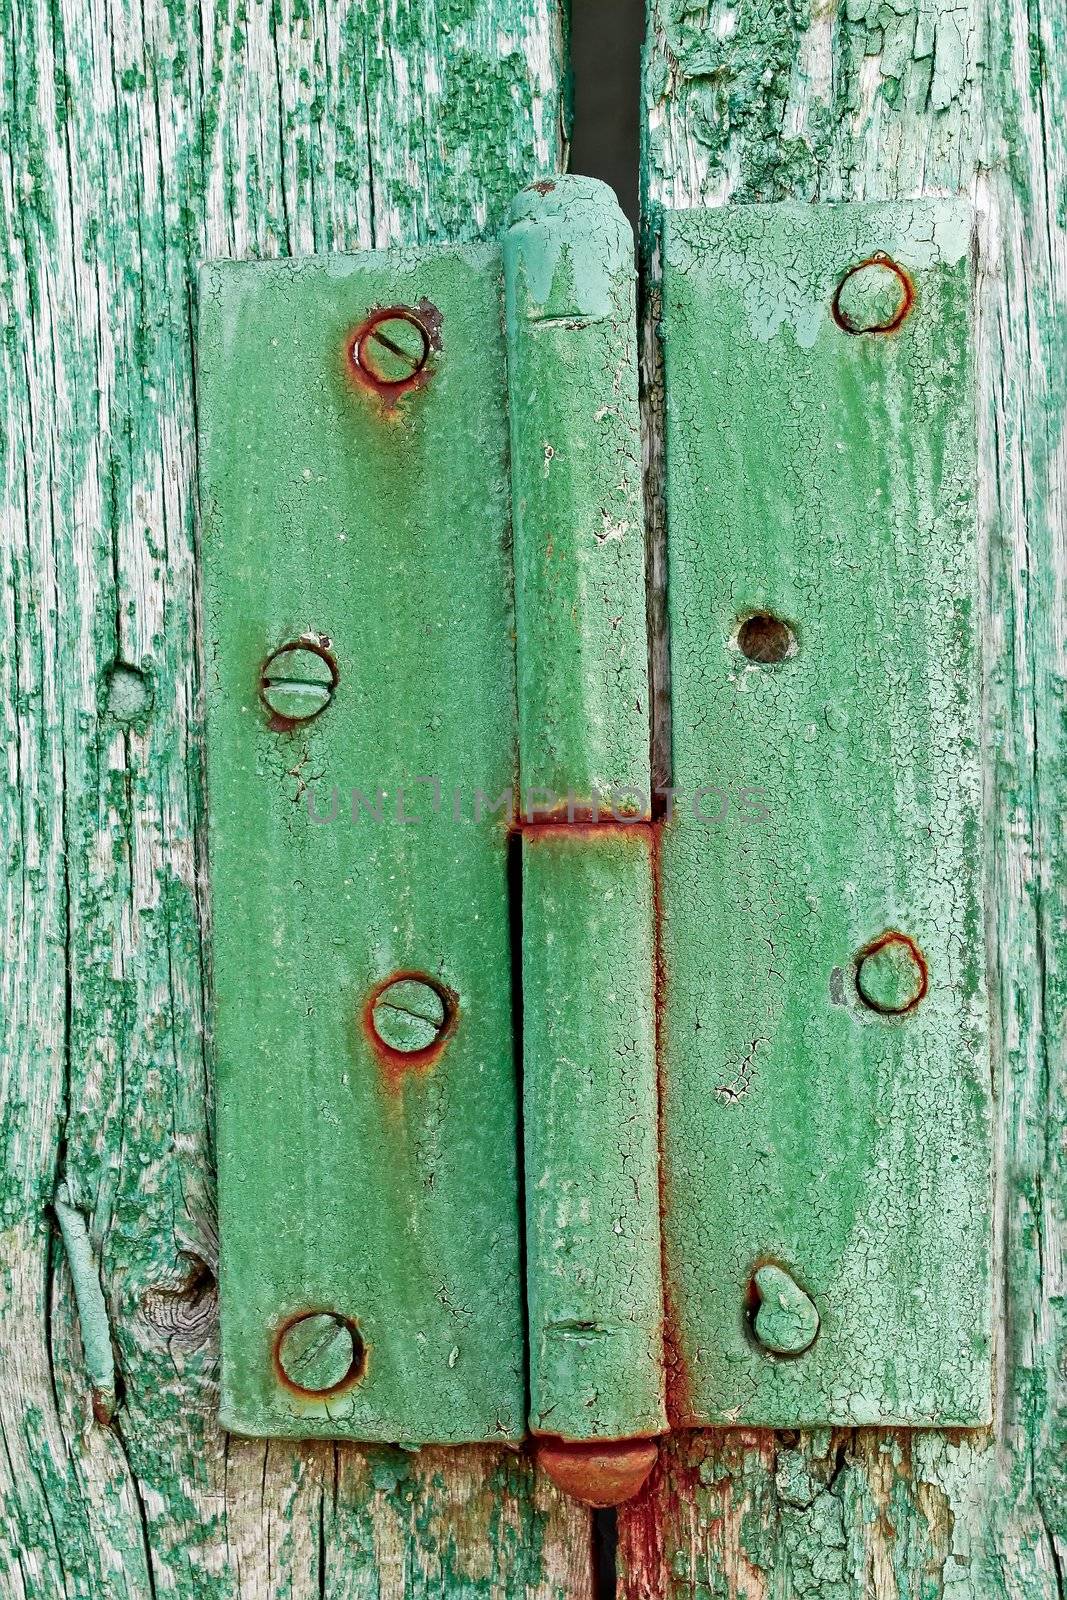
(504, 177), (651, 816)
(504, 179), (666, 1456)
(521, 826), (664, 1442)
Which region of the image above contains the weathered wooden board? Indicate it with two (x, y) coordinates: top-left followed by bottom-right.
(0, 0), (595, 1591)
(621, 0), (1066, 1592)
(199, 249), (525, 1443)
(659, 201), (990, 1428)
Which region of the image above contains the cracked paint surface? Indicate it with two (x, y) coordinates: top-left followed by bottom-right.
(0, 0), (591, 1591)
(625, 0), (1066, 1590)
(657, 200), (990, 1429)
(198, 246), (525, 1445)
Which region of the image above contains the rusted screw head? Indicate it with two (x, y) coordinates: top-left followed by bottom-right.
(276, 1312), (364, 1394)
(855, 932), (928, 1014)
(354, 309), (431, 386)
(833, 257), (913, 334)
(261, 642), (337, 726)
(371, 977), (447, 1053)
(751, 1265), (819, 1356)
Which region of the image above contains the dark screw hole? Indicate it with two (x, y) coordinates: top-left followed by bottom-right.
(737, 613), (796, 665)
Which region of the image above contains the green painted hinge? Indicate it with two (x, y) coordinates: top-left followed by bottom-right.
(198, 178), (991, 1502)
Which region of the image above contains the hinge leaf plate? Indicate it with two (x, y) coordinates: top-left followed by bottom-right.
(199, 247), (525, 1442)
(658, 200), (992, 1428)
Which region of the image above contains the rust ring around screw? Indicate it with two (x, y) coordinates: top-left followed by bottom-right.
(347, 302), (442, 398)
(832, 256), (914, 335)
(259, 637), (339, 731)
(854, 930), (929, 1015)
(363, 970), (459, 1075)
(273, 1309), (367, 1399)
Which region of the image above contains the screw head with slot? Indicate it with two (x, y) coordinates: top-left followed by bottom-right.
(275, 1312), (364, 1395)
(260, 642), (337, 726)
(354, 308), (432, 386)
(370, 976), (449, 1054)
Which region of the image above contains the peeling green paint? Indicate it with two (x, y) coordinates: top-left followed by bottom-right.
(628, 0), (1066, 1589)
(0, 0), (580, 1591)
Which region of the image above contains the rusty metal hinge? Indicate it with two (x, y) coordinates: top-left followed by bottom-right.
(198, 178), (991, 1506)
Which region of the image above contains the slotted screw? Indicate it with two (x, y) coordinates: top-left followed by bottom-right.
(370, 977), (448, 1053)
(261, 642), (337, 725)
(355, 310), (431, 386)
(276, 1312), (363, 1394)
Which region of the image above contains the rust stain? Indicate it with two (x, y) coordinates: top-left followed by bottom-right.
(90, 1391), (115, 1427)
(856, 929), (929, 1013)
(510, 813), (653, 835)
(344, 299), (443, 405)
(649, 820), (691, 1429)
(529, 179), (557, 195)
(271, 1310), (368, 1399)
(534, 1436), (660, 1508)
(361, 969), (458, 1090)
(831, 255), (915, 334)
(616, 1440), (701, 1600)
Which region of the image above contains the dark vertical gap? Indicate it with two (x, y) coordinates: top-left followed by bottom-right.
(556, 16), (642, 1598)
(566, 0), (644, 228)
(592, 1507), (619, 1599)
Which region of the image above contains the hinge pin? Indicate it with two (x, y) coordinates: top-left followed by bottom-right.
(535, 1437), (658, 1509)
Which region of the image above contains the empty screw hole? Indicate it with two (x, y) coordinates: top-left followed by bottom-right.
(737, 613), (796, 665)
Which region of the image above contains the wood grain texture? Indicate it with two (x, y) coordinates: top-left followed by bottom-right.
(624, 0), (1064, 1592)
(0, 0), (593, 1593)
